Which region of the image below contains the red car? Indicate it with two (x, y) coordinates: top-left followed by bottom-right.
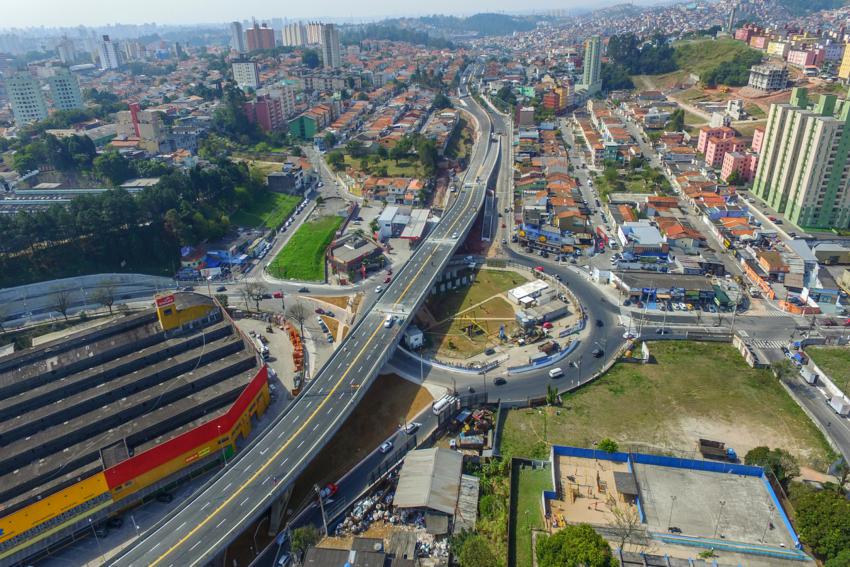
(384, 276), (392, 283)
(534, 266), (545, 272)
(273, 291), (283, 299)
(315, 308), (324, 314)
(542, 321), (553, 329)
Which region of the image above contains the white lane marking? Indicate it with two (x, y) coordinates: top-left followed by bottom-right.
(200, 501), (211, 511)
(223, 482), (232, 491)
(189, 540), (202, 551)
(240, 496), (250, 506)
(312, 422), (320, 431)
(260, 447), (269, 456)
(297, 440), (305, 448)
(176, 522), (186, 531)
(216, 518), (227, 528)
(282, 458), (288, 465)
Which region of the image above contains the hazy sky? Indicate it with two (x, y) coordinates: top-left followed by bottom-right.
(2, 0), (632, 28)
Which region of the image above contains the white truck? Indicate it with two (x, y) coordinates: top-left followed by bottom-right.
(253, 337), (270, 360)
(828, 396), (850, 417)
(432, 395), (458, 416)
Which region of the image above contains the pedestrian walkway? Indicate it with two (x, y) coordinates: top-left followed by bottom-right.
(749, 338), (787, 350)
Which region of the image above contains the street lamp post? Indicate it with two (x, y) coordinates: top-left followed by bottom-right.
(89, 518), (103, 559)
(667, 495), (677, 528)
(714, 500), (726, 537)
(217, 424), (228, 467)
(252, 515), (269, 558)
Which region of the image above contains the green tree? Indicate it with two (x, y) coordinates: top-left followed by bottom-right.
(327, 151), (345, 171)
(302, 49), (321, 69)
(825, 549), (850, 567)
(789, 482), (850, 561)
(433, 92), (452, 110)
(598, 438), (619, 453)
(457, 534), (498, 567)
(744, 447), (799, 486)
(536, 524), (616, 567)
(214, 294), (229, 308)
(291, 525), (320, 558)
(346, 139), (365, 158)
(323, 131), (337, 149)
(667, 109), (685, 132)
(726, 170), (742, 186)
(94, 151), (134, 186)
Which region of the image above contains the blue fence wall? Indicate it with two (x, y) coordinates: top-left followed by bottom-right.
(507, 340), (579, 375)
(548, 445), (803, 551)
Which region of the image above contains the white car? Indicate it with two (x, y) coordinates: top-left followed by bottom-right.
(379, 441), (393, 454)
(375, 285), (384, 294)
(404, 423), (419, 434)
(452, 232), (459, 239)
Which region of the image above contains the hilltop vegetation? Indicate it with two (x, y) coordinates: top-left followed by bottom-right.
(396, 13), (537, 37)
(674, 38), (763, 86)
(778, 0), (847, 15)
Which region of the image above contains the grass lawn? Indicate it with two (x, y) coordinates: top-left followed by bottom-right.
(231, 191), (301, 229)
(446, 117), (474, 162)
(632, 71), (689, 90)
(513, 465), (552, 567)
(267, 216), (343, 281)
(673, 38), (760, 78)
(426, 269), (529, 322)
(501, 342), (834, 469)
(807, 346), (850, 396)
(733, 120), (767, 138)
(745, 104), (766, 119)
(423, 269), (528, 359)
(683, 110), (706, 126)
(427, 296), (520, 359)
(341, 154), (422, 177)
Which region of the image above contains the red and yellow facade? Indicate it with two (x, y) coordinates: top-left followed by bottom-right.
(0, 365), (270, 560)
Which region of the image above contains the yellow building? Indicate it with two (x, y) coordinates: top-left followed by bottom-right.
(767, 41), (790, 58)
(154, 292), (218, 332)
(839, 45), (850, 80)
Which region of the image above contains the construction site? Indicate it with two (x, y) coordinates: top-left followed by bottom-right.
(544, 446), (808, 565)
(0, 293), (272, 567)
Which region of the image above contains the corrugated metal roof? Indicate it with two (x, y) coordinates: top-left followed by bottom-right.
(393, 447), (462, 515)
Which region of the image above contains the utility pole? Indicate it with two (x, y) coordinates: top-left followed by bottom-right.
(315, 484), (329, 536)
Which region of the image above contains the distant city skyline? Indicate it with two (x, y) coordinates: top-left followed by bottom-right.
(1, 0), (670, 29)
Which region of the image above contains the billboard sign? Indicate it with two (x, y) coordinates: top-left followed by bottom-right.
(155, 294), (176, 308)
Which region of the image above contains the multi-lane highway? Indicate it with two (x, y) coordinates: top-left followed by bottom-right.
(108, 93), (498, 567)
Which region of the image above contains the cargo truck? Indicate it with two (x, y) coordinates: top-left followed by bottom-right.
(432, 395), (458, 416)
(698, 438), (737, 462)
(829, 396), (850, 416)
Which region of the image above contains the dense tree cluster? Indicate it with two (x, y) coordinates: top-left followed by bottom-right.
(600, 63), (635, 91)
(744, 446), (800, 486)
(536, 524), (617, 567)
(701, 49), (763, 87)
(341, 24), (454, 49)
(607, 33), (677, 75)
(416, 13), (535, 36)
(789, 482), (850, 563)
(12, 134), (97, 174)
(0, 159), (264, 285)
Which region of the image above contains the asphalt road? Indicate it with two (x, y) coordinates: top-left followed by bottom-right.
(108, 93), (498, 567)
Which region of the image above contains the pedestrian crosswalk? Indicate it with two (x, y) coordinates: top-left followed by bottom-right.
(749, 338), (787, 350)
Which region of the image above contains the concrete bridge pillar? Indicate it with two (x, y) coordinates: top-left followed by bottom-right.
(268, 484), (293, 536)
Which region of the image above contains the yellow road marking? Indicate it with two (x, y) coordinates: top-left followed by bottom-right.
(150, 109), (494, 566)
(149, 320), (385, 566)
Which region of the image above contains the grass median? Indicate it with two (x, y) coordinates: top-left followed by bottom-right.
(806, 346), (850, 396)
(268, 216), (343, 281)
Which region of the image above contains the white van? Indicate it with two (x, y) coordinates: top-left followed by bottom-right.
(548, 367), (564, 378)
(384, 314), (394, 328)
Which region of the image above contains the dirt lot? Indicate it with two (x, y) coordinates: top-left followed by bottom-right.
(501, 341), (834, 470)
(284, 374), (433, 517)
(311, 295), (352, 310)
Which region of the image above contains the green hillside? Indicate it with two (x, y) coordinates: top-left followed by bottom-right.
(673, 38), (760, 78)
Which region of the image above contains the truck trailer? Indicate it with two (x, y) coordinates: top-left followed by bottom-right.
(698, 438), (737, 462)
